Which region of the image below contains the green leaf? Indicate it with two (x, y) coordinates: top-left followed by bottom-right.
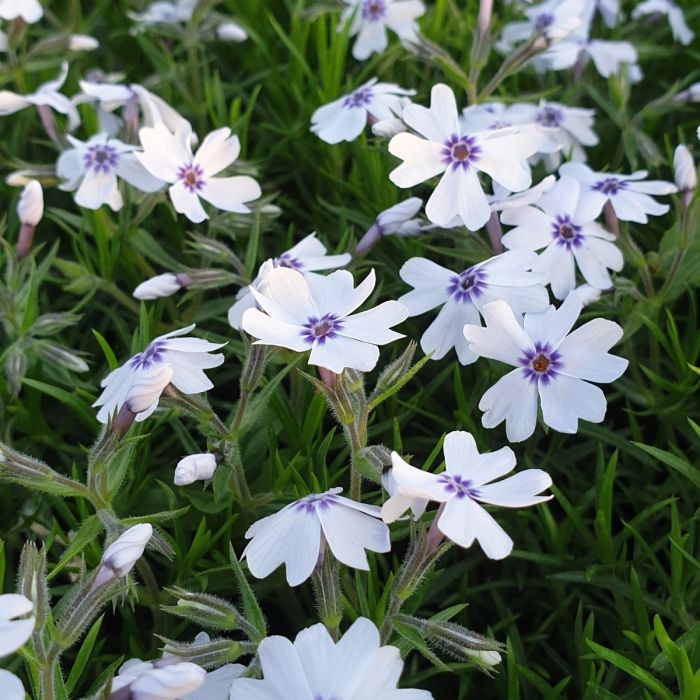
(47, 515), (103, 581)
(229, 543), (266, 642)
(66, 615), (104, 694)
(632, 442), (700, 489)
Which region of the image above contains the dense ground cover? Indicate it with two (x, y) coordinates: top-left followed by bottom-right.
(0, 0), (699, 698)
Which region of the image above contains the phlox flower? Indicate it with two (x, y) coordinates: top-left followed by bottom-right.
(230, 617), (433, 700)
(228, 232), (351, 329)
(129, 0), (197, 26)
(56, 134), (164, 211)
(463, 292), (628, 442)
(382, 431), (552, 559)
(111, 659), (206, 699)
(488, 175), (556, 213)
(340, 0), (425, 60)
(586, 0), (620, 27)
(388, 84), (540, 230)
(93, 324), (225, 424)
(242, 488), (390, 586)
(355, 198), (426, 254)
(501, 175), (623, 299)
(632, 0), (694, 46)
(399, 250), (549, 364)
(241, 267), (408, 374)
(560, 161), (677, 223)
(310, 78), (414, 144)
(0, 62), (79, 130)
(0, 0), (42, 22)
(137, 123), (261, 223)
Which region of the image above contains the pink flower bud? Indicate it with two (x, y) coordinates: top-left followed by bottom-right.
(17, 181), (43, 226)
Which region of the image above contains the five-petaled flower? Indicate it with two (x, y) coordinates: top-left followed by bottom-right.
(382, 431), (552, 559)
(501, 175), (623, 299)
(93, 324), (225, 423)
(399, 250), (549, 364)
(463, 292), (628, 442)
(137, 122), (261, 223)
(243, 488), (390, 586)
(388, 84), (540, 230)
(241, 267), (408, 373)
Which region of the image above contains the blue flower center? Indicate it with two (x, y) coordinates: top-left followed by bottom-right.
(442, 134), (482, 171)
(361, 0), (386, 20)
(177, 163), (205, 192)
(301, 314), (343, 345)
(84, 144), (119, 174)
(593, 177), (627, 196)
(552, 214), (582, 249)
(439, 474), (481, 499)
(519, 342), (562, 385)
(447, 266), (487, 303)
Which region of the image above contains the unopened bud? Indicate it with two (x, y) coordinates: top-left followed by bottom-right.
(376, 198), (423, 235)
(239, 344), (268, 394)
(133, 274), (185, 300)
(0, 593), (34, 655)
(68, 34), (99, 51)
(94, 523), (153, 587)
(37, 342), (89, 372)
(17, 180), (43, 226)
(216, 22), (247, 42)
(174, 453), (217, 485)
(162, 587), (238, 630)
(17, 541), (47, 628)
(371, 117), (406, 139)
(31, 312), (81, 336)
(370, 341), (417, 400)
(160, 634), (244, 668)
(355, 222), (383, 256)
(674, 144), (696, 209)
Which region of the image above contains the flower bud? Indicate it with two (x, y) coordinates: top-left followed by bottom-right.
(129, 662), (206, 700)
(162, 587), (238, 630)
(36, 342), (89, 373)
(125, 364), (174, 414)
(17, 541), (48, 628)
(133, 274), (184, 300)
(376, 198), (423, 235)
(68, 34), (99, 51)
(371, 341), (417, 400)
(161, 633), (244, 668)
(174, 453), (217, 486)
(31, 312), (81, 336)
(674, 144), (696, 209)
(371, 117), (406, 139)
(0, 593), (34, 656)
(216, 22), (247, 42)
(17, 180), (43, 226)
(94, 524), (153, 587)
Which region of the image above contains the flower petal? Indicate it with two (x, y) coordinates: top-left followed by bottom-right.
(539, 374), (607, 433)
(199, 175), (261, 213)
(479, 368), (539, 443)
(475, 469), (552, 507)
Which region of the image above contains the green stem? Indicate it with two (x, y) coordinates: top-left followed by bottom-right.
(312, 548), (342, 641)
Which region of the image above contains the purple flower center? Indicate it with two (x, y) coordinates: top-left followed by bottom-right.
(592, 177), (627, 196)
(361, 0), (386, 20)
(552, 214), (582, 249)
(536, 106), (563, 128)
(294, 493), (338, 514)
(176, 163), (205, 193)
(439, 474), (481, 499)
(301, 314), (343, 345)
(129, 341), (166, 370)
(447, 266), (487, 303)
(273, 253), (303, 270)
(83, 144), (119, 174)
(343, 87), (373, 109)
(534, 12), (554, 32)
(519, 342), (562, 385)
(442, 134), (482, 171)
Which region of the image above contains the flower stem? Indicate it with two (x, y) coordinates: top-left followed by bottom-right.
(312, 544), (342, 640)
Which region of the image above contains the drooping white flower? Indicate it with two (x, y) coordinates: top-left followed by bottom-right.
(673, 144), (696, 208)
(500, 175), (623, 299)
(632, 0), (694, 46)
(388, 84), (540, 230)
(137, 123), (261, 223)
(124, 364), (175, 416)
(560, 161), (677, 223)
(398, 251), (549, 364)
(340, 0), (426, 60)
(56, 133), (164, 211)
(241, 267), (408, 374)
(0, 0), (43, 22)
(0, 62), (80, 130)
(134, 273), (186, 300)
(174, 453), (217, 485)
(228, 233), (351, 330)
(371, 116), (407, 138)
(355, 198), (425, 254)
(0, 594), (34, 656)
(463, 293), (628, 442)
(112, 659), (206, 700)
(95, 524), (153, 587)
(310, 78), (414, 144)
(243, 488), (390, 586)
(230, 617), (433, 700)
(382, 431), (552, 559)
(93, 324), (225, 423)
(216, 21), (248, 42)
(129, 0), (197, 26)
(17, 180), (43, 226)
(0, 670), (24, 700)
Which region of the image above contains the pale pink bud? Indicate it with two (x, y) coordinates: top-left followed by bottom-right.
(133, 274), (184, 300)
(96, 524), (153, 586)
(17, 181), (43, 226)
(174, 453), (217, 486)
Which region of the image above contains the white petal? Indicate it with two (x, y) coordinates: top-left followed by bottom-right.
(75, 170), (119, 210)
(475, 469), (552, 507)
(426, 167), (491, 231)
(421, 299), (480, 364)
(398, 257), (453, 314)
(0, 91), (31, 115)
(442, 431), (479, 475)
(115, 153), (165, 192)
(388, 132), (446, 188)
(228, 289), (256, 330)
(479, 368), (539, 443)
(539, 374), (608, 433)
(311, 99), (368, 144)
(339, 301), (407, 344)
(199, 176), (261, 213)
(255, 636), (314, 698)
(309, 335), (379, 373)
(0, 670), (24, 700)
(534, 242), (576, 300)
(169, 182), (208, 223)
(194, 128), (239, 176)
(241, 308), (309, 352)
(573, 238), (622, 289)
(402, 83), (459, 142)
(314, 269), (375, 319)
(137, 123), (189, 182)
(523, 291), (582, 348)
(249, 267), (317, 324)
(352, 21), (388, 60)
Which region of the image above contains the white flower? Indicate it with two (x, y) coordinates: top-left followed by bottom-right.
(56, 133), (164, 211)
(463, 293), (628, 442)
(590, 0), (620, 27)
(134, 273), (184, 300)
(501, 175), (623, 299)
(228, 233), (351, 330)
(93, 324), (225, 423)
(230, 617), (433, 700)
(381, 464), (429, 520)
(17, 180), (43, 226)
(632, 0), (694, 45)
(673, 144), (696, 192)
(0, 62), (80, 130)
(216, 21), (248, 42)
(68, 34), (99, 51)
(466, 649), (502, 666)
(376, 197), (424, 235)
(542, 34), (638, 80)
(137, 123), (261, 223)
(0, 670), (24, 700)
(0, 0), (42, 22)
(399, 251), (549, 364)
(174, 453), (217, 485)
(96, 524), (153, 586)
(243, 488), (390, 586)
(113, 659), (206, 700)
(382, 431), (552, 559)
(124, 364), (175, 416)
(560, 161), (677, 223)
(488, 175), (556, 212)
(371, 116), (407, 138)
(340, 0), (426, 60)
(310, 78), (414, 144)
(388, 84), (540, 231)
(241, 267), (408, 374)
(129, 0), (197, 26)
(0, 594), (34, 656)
